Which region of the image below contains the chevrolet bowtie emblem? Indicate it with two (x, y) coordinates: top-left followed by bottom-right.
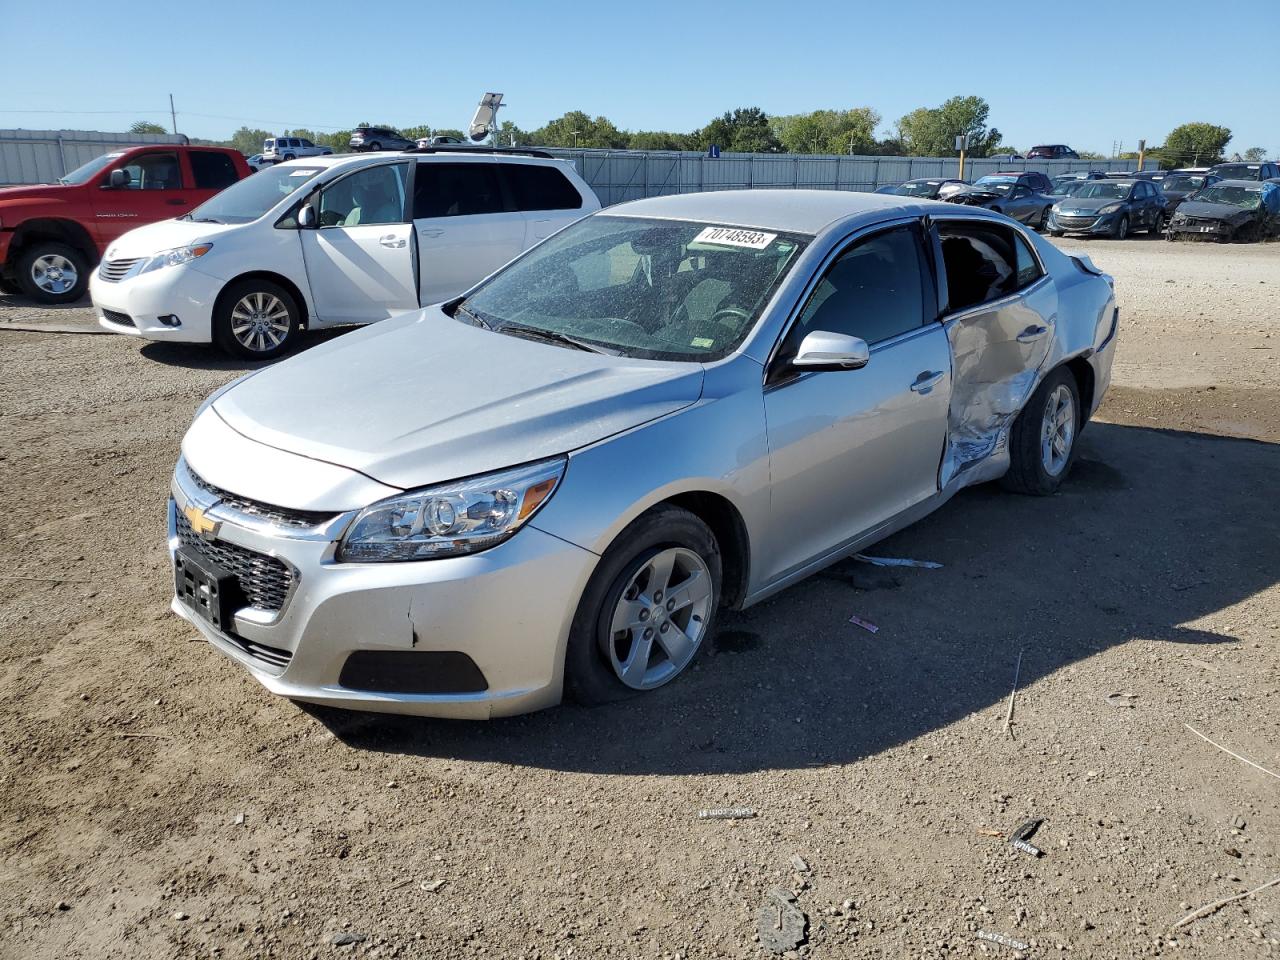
(183, 503), (219, 539)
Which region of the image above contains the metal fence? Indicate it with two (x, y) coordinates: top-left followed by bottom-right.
(0, 129), (190, 185)
(543, 149), (1139, 207)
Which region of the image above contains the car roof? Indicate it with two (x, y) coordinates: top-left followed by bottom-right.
(272, 151), (568, 173)
(604, 189), (997, 235)
(1213, 179), (1267, 187)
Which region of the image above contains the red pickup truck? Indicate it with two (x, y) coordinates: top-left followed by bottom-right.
(0, 145), (251, 304)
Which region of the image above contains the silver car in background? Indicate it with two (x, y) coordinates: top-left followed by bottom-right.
(170, 190), (1118, 718)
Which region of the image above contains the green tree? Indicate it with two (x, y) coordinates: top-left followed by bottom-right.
(694, 107), (781, 153)
(1244, 146), (1268, 162)
(1160, 122), (1232, 167)
(530, 111), (629, 148)
(897, 96), (1001, 157)
(627, 130), (693, 151)
(130, 120), (169, 135)
(497, 120), (529, 146)
(229, 126), (274, 156)
(772, 107), (880, 155)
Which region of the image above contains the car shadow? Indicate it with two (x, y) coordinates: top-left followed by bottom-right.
(138, 326), (358, 371)
(0, 292), (92, 310)
(307, 421), (1276, 775)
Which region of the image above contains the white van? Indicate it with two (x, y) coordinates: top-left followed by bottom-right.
(91, 150), (600, 357)
(261, 137), (332, 161)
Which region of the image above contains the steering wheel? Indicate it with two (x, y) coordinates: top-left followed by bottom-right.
(709, 307), (751, 328)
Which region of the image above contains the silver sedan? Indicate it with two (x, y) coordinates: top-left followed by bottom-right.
(170, 190), (1118, 718)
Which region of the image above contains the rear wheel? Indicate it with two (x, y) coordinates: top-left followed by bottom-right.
(16, 241), (89, 304)
(1148, 211), (1166, 235)
(1000, 367), (1081, 496)
(283, 152), (296, 161)
(1037, 207), (1052, 232)
(213, 279), (300, 360)
(368, 141), (382, 152)
(565, 506), (721, 705)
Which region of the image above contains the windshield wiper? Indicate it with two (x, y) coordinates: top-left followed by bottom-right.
(497, 322), (617, 355)
(453, 302), (492, 329)
(189, 217), (223, 224)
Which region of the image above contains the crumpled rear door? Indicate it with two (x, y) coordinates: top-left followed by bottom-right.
(941, 277), (1057, 485)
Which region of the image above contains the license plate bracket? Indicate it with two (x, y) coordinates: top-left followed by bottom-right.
(174, 547), (243, 632)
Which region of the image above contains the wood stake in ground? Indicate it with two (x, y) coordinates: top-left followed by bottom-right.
(1002, 648), (1024, 739)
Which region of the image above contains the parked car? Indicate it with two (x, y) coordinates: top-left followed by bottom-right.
(879, 178), (970, 200)
(1160, 172), (1221, 215)
(92, 150), (600, 357)
(245, 154), (275, 172)
(262, 137), (332, 162)
(1208, 161), (1280, 182)
(947, 173), (1055, 228)
(1027, 144), (1080, 160)
(416, 136), (466, 148)
(986, 153), (1025, 162)
(1103, 169), (1163, 182)
(1052, 172), (1104, 188)
(1047, 178), (1167, 238)
(0, 145), (250, 303)
(1167, 180), (1280, 242)
(349, 126), (416, 152)
(1047, 180), (1087, 200)
(166, 189), (1117, 717)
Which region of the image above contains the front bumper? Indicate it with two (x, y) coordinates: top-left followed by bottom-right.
(168, 463), (599, 718)
(1049, 211), (1121, 235)
(1167, 219), (1234, 239)
(90, 262), (222, 343)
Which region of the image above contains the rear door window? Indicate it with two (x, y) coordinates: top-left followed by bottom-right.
(499, 163), (584, 211)
(937, 221), (1022, 311)
(189, 151), (239, 190)
(412, 162), (506, 218)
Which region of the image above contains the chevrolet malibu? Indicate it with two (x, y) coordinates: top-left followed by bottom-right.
(170, 190), (1118, 719)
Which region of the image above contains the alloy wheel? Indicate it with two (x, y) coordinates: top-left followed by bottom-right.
(605, 547), (713, 690)
(230, 292), (291, 353)
(1040, 383), (1076, 477)
(31, 253), (78, 296)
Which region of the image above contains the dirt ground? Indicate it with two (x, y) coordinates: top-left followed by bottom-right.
(1, 238), (1277, 960)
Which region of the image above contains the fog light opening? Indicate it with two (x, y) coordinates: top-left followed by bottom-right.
(158, 314), (181, 327)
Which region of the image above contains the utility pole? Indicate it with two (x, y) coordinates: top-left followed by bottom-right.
(169, 94), (177, 135)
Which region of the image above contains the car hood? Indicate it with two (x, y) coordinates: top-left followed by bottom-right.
(212, 307), (706, 490)
(947, 189), (1001, 206)
(101, 217), (243, 259)
(0, 182), (82, 210)
(1175, 200), (1255, 222)
(1056, 197), (1127, 215)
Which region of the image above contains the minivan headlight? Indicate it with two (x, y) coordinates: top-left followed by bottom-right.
(141, 243), (213, 274)
(338, 458), (566, 562)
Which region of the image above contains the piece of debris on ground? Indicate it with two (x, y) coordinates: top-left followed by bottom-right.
(757, 887), (807, 954)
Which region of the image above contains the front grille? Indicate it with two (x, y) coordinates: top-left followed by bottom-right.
(98, 257), (142, 282)
(1056, 215), (1098, 229)
(175, 510), (293, 612)
(102, 309), (134, 327)
(187, 464), (336, 529)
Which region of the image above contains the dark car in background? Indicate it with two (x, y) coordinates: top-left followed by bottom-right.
(1047, 178), (1167, 239)
(1160, 172), (1221, 215)
(1168, 180), (1280, 242)
(1027, 144), (1080, 160)
(1047, 179), (1088, 201)
(1209, 161), (1280, 182)
(946, 172), (1055, 228)
(348, 126), (416, 152)
(1052, 171), (1104, 188)
(879, 178), (970, 199)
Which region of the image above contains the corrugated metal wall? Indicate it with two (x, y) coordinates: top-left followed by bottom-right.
(544, 149), (1140, 207)
(0, 129), (190, 185)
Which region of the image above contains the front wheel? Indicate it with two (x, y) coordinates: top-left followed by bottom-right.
(16, 241), (89, 304)
(213, 279), (300, 360)
(565, 506), (721, 705)
(1112, 214), (1129, 240)
(1000, 367), (1081, 496)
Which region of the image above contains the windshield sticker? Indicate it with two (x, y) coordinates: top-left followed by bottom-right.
(288, 170), (313, 176)
(692, 226), (777, 249)
(691, 337), (715, 348)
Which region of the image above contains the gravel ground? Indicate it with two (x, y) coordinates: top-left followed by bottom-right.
(0, 238), (1277, 960)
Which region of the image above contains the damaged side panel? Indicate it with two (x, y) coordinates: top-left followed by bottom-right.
(941, 278), (1057, 487)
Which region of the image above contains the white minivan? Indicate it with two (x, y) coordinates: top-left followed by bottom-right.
(91, 150), (600, 357)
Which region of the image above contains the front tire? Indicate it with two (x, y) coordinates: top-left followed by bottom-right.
(16, 241), (89, 304)
(213, 279), (300, 360)
(565, 506), (722, 705)
(1112, 214), (1129, 240)
(1000, 367), (1082, 496)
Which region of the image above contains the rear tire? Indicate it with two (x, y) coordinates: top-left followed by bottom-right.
(1148, 212), (1166, 235)
(1037, 207), (1052, 232)
(16, 241), (89, 304)
(565, 506), (721, 705)
(368, 141), (382, 152)
(1000, 367), (1082, 496)
(212, 279), (300, 360)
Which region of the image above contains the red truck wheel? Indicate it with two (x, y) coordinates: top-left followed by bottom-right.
(17, 242), (89, 304)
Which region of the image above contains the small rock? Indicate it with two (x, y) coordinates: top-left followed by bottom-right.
(55, 900), (70, 912)
(386, 781), (398, 789)
(233, 813), (245, 826)
(173, 911), (189, 921)
(330, 932), (367, 947)
(1232, 816), (1247, 830)
(421, 880), (446, 893)
(1226, 847), (1242, 859)
(790, 854), (809, 873)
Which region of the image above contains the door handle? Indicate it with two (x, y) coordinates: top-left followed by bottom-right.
(1016, 324), (1048, 343)
(418, 228), (444, 239)
(166, 198), (187, 206)
(379, 235), (407, 248)
(910, 370), (945, 393)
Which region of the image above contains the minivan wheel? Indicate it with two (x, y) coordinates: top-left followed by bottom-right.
(565, 506), (722, 705)
(1000, 367), (1081, 496)
(213, 279), (300, 360)
(17, 241), (89, 304)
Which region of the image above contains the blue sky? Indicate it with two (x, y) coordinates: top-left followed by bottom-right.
(2, 0), (1271, 157)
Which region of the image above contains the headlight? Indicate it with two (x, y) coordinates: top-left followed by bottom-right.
(1097, 203), (1123, 215)
(140, 243), (213, 274)
(338, 458), (566, 562)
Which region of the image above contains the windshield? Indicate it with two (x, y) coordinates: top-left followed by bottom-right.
(57, 152), (124, 185)
(1049, 182), (1083, 196)
(1073, 182), (1132, 200)
(1162, 175), (1206, 193)
(457, 216), (808, 361)
(973, 178), (1015, 196)
(1194, 185), (1263, 209)
(187, 164), (324, 224)
(894, 181), (942, 196)
(1213, 164), (1262, 180)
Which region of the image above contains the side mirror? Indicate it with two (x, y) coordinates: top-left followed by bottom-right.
(296, 204), (316, 228)
(792, 330), (870, 371)
(107, 168), (129, 189)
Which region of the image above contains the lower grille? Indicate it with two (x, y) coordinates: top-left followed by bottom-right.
(102, 309), (135, 327)
(98, 257), (142, 282)
(175, 510), (293, 612)
(1056, 216), (1098, 229)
